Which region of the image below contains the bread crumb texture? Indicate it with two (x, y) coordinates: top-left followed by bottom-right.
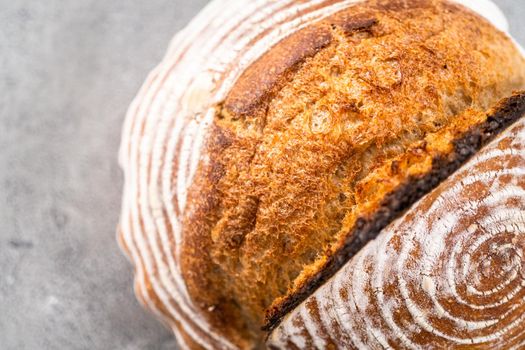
(179, 0), (525, 346)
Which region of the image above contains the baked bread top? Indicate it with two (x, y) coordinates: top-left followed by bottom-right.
(118, 0), (525, 348)
(268, 112), (525, 350)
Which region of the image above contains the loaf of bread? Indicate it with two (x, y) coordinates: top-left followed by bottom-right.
(117, 0), (525, 348)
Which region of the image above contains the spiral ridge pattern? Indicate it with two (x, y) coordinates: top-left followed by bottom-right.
(268, 119), (525, 349)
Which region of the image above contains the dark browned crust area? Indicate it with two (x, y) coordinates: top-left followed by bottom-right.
(264, 91), (525, 331)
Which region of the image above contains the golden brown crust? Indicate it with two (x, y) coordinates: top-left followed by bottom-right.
(170, 0), (525, 347)
(224, 15), (376, 117)
(223, 0), (439, 120)
(268, 115), (525, 349)
(265, 91), (525, 330)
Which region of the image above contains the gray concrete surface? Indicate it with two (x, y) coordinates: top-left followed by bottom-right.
(0, 1), (523, 349)
(0, 1), (208, 349)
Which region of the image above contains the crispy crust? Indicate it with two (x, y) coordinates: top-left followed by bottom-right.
(223, 0), (436, 119)
(179, 1), (525, 347)
(267, 110), (525, 349)
(224, 16), (377, 117)
(264, 91), (525, 331)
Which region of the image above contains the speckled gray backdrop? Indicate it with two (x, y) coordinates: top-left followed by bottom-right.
(0, 1), (523, 349)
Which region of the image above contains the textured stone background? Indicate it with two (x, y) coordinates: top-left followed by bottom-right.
(0, 1), (523, 349)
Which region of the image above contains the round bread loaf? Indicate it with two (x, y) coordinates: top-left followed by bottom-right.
(118, 0), (525, 348)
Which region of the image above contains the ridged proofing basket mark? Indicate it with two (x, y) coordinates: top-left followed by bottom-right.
(268, 117), (525, 349)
